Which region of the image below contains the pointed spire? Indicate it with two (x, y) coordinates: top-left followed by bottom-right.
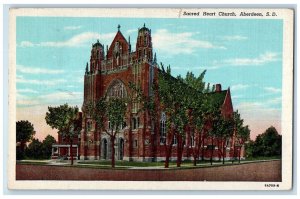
(128, 36), (131, 52)
(154, 52), (157, 63)
(118, 24), (121, 31)
(143, 23), (145, 27)
(85, 62), (89, 74)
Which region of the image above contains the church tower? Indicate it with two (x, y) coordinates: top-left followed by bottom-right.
(136, 23), (153, 62)
(90, 40), (104, 73)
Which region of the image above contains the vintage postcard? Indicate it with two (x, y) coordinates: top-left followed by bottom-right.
(8, 8), (294, 190)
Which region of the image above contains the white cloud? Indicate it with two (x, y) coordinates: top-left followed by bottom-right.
(126, 29), (137, 34)
(221, 35), (248, 41)
(266, 97), (282, 105)
(41, 91), (82, 102)
(19, 41), (35, 47)
(17, 65), (64, 74)
(264, 86), (281, 94)
(211, 52), (280, 67)
(17, 88), (38, 94)
(16, 75), (67, 86)
(19, 32), (115, 48)
(64, 26), (82, 30)
(231, 84), (250, 91)
(17, 91), (83, 107)
(152, 29), (226, 55)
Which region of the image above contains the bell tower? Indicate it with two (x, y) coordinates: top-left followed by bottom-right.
(90, 39), (104, 73)
(136, 23), (153, 62)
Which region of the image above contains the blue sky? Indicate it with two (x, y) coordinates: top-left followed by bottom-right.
(16, 17), (283, 140)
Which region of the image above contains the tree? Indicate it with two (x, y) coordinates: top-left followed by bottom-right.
(216, 116), (234, 164)
(16, 120), (35, 160)
(232, 111), (250, 163)
(252, 126), (281, 157)
(105, 97), (127, 167)
(45, 104), (82, 165)
(42, 135), (56, 159)
(25, 138), (43, 159)
(84, 97), (107, 160)
(154, 64), (188, 168)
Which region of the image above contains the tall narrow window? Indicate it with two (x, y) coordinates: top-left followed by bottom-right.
(172, 134), (177, 145)
(144, 35), (147, 45)
(160, 112), (166, 144)
(132, 118), (137, 129)
(191, 133), (195, 147)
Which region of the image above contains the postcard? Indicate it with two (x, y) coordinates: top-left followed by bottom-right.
(8, 8), (294, 190)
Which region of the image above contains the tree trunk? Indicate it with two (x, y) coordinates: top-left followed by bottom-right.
(111, 135), (115, 168)
(98, 127), (102, 160)
(70, 139), (74, 165)
(20, 141), (26, 153)
(222, 140), (225, 164)
(94, 124), (98, 160)
(201, 136), (205, 162)
(128, 114), (133, 161)
(232, 144), (235, 164)
(238, 147), (241, 163)
(176, 134), (184, 167)
(210, 137), (214, 165)
(142, 112), (147, 160)
(176, 135), (181, 167)
(164, 129), (174, 168)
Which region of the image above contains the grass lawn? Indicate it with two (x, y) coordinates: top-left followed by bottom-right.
(16, 156), (281, 169)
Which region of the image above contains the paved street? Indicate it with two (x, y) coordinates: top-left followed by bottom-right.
(16, 160), (281, 181)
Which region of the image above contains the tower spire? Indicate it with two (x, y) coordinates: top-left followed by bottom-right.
(128, 36), (131, 52)
(85, 62), (89, 74)
(154, 52), (157, 63)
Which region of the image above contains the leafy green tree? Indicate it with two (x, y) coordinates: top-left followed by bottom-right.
(42, 135), (56, 159)
(155, 64), (190, 168)
(84, 97), (107, 160)
(252, 126), (281, 157)
(16, 120), (35, 160)
(232, 111), (250, 163)
(214, 116), (234, 164)
(45, 104), (82, 165)
(127, 82), (147, 161)
(105, 97), (127, 167)
(25, 138), (43, 159)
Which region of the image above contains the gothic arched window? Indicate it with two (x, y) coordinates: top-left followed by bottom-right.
(160, 112), (166, 144)
(107, 80), (127, 99)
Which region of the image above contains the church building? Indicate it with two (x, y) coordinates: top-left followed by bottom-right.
(56, 24), (244, 162)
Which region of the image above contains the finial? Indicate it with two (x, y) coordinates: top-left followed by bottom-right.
(143, 23), (145, 27)
(128, 36), (130, 44)
(97, 39), (99, 43)
(118, 24), (121, 31)
(154, 52), (157, 63)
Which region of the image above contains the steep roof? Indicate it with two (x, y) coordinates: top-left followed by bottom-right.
(106, 30), (129, 58)
(207, 90), (227, 108)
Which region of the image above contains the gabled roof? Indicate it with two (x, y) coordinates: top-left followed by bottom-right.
(106, 30), (129, 58)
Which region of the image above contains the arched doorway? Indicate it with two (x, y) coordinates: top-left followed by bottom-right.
(119, 138), (124, 160)
(102, 139), (108, 160)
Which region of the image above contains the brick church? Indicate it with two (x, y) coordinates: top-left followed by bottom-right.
(52, 24), (244, 162)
